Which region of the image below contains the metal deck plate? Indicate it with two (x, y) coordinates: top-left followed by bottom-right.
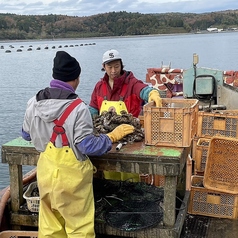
(181, 214), (209, 237)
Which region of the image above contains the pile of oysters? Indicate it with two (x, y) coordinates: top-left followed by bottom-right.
(92, 110), (144, 143)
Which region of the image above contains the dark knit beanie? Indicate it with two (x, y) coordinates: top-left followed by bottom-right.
(52, 51), (81, 82)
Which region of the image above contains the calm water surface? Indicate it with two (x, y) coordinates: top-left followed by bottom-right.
(1, 32), (238, 189)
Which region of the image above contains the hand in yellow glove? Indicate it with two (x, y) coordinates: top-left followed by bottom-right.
(148, 90), (162, 107)
(107, 124), (135, 143)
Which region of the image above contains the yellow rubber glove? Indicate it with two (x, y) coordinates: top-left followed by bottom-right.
(107, 124), (134, 143)
(148, 90), (162, 107)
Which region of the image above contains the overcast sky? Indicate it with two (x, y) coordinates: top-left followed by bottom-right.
(0, 0), (238, 17)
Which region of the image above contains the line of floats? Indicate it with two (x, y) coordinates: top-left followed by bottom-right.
(0, 42), (96, 53)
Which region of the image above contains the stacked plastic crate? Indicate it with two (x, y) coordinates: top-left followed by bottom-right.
(189, 110), (238, 219)
(143, 98), (199, 147)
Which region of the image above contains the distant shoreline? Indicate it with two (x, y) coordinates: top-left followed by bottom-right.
(0, 30), (237, 44)
(0, 33), (189, 43)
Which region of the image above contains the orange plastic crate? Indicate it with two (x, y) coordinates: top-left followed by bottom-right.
(191, 137), (198, 163)
(197, 110), (238, 138)
(188, 175), (238, 219)
(194, 138), (210, 174)
(140, 174), (165, 187)
(0, 231), (38, 238)
(143, 99), (198, 147)
(204, 137), (238, 194)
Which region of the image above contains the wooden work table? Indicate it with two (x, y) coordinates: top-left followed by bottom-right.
(1, 137), (190, 237)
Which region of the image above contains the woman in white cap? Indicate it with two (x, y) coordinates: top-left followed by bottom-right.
(89, 49), (162, 117)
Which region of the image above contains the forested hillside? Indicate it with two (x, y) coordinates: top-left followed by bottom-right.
(0, 10), (238, 40)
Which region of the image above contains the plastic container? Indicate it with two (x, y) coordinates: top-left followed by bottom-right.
(143, 99), (198, 147)
(197, 110), (238, 138)
(140, 174), (165, 187)
(188, 175), (238, 219)
(204, 137), (238, 194)
(194, 137), (210, 174)
(23, 181), (40, 213)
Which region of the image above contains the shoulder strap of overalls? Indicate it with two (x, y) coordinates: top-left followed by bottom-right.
(102, 81), (127, 101)
(50, 98), (82, 146)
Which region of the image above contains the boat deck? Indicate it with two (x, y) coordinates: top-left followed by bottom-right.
(95, 214), (238, 238)
(182, 214), (238, 238)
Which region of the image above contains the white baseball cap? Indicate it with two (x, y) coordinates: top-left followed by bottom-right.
(102, 49), (122, 64)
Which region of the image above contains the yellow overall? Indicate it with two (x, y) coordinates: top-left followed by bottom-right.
(37, 99), (95, 238)
(99, 82), (128, 115)
(100, 100), (128, 115)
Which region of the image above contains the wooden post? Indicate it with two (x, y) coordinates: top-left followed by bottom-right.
(163, 175), (177, 226)
(9, 164), (23, 212)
